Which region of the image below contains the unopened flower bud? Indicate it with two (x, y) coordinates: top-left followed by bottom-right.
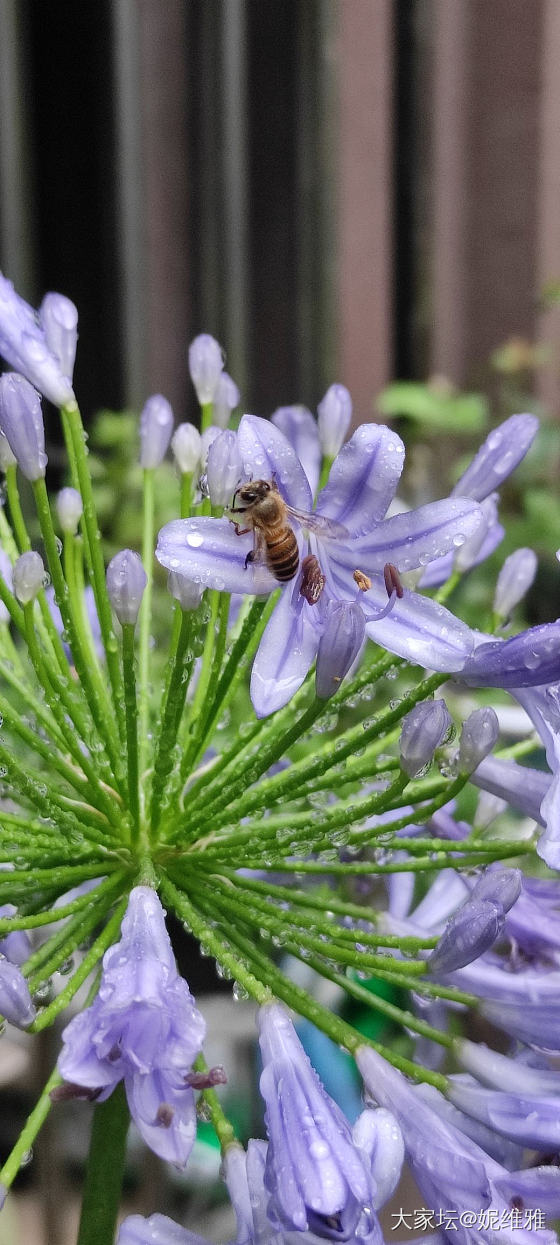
(206, 430), (242, 507)
(317, 383), (352, 457)
(13, 551), (46, 604)
(106, 550), (147, 626)
(452, 413), (538, 501)
(0, 373), (47, 480)
(56, 486), (83, 534)
(316, 600), (365, 699)
(188, 333), (224, 405)
(494, 548), (537, 619)
(426, 899), (505, 976)
(200, 425), (221, 465)
(171, 422), (201, 474)
(400, 698), (452, 778)
(167, 571), (204, 611)
(458, 707), (499, 773)
(0, 432), (16, 471)
(39, 292), (78, 381)
(0, 958), (36, 1027)
(470, 865), (522, 914)
(0, 550), (13, 624)
(213, 372), (240, 428)
(139, 394), (174, 469)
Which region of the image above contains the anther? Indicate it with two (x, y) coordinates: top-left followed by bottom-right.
(383, 562), (404, 599)
(300, 555), (326, 605)
(186, 1065), (227, 1089)
(353, 569), (372, 592)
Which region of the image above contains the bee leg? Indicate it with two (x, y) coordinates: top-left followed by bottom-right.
(232, 522), (251, 536)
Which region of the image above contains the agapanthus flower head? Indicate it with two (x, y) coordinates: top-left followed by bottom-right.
(139, 394), (174, 469)
(0, 372), (47, 480)
(58, 887), (206, 1166)
(0, 273), (76, 407)
(106, 550), (147, 626)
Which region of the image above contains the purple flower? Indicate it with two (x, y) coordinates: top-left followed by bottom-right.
(0, 373), (47, 480)
(188, 334), (224, 405)
(494, 548), (537, 620)
(0, 274), (76, 407)
(58, 887), (206, 1166)
(156, 415), (483, 715)
(117, 1216), (212, 1244)
(12, 551), (46, 604)
(0, 905), (30, 967)
(258, 1002), (377, 1239)
(317, 384), (352, 458)
(272, 405), (321, 494)
(356, 1046), (556, 1245)
(39, 292), (78, 382)
(457, 707), (499, 772)
(213, 372), (240, 428)
(460, 623), (560, 689)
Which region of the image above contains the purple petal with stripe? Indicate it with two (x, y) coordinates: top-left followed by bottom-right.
(250, 588), (320, 716)
(460, 622), (560, 688)
(271, 404), (321, 495)
(452, 413), (538, 502)
(156, 517), (278, 595)
(238, 413), (313, 510)
(316, 424), (405, 533)
(330, 497), (483, 575)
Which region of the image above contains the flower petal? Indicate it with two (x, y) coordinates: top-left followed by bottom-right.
(250, 589), (319, 716)
(238, 413), (313, 510)
(126, 1069), (197, 1168)
(156, 517), (278, 595)
(317, 424), (405, 533)
(330, 567), (475, 671)
(460, 622), (560, 688)
(272, 405), (321, 495)
(331, 498), (484, 575)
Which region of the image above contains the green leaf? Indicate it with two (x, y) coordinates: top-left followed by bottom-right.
(377, 382), (488, 432)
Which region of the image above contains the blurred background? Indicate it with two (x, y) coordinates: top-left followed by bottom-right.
(1, 1), (560, 1241)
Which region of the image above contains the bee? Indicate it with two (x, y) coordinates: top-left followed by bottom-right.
(228, 479), (348, 587)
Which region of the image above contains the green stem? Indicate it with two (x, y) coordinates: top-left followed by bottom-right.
(139, 466), (155, 780)
(76, 1082), (130, 1245)
(61, 401), (126, 742)
(180, 471), (194, 517)
(63, 530), (117, 731)
(32, 477), (124, 788)
(200, 401), (213, 432)
(150, 609), (195, 835)
(192, 1054), (237, 1152)
(30, 898), (128, 1033)
(122, 624), (140, 845)
(0, 1063), (62, 1198)
(5, 464), (30, 551)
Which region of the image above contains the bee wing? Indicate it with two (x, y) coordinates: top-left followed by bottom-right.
(284, 504), (349, 540)
(250, 527), (269, 566)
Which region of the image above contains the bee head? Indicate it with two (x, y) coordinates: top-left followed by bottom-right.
(236, 479), (272, 504)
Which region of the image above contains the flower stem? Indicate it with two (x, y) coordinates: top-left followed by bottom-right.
(76, 1082), (130, 1245)
(0, 1063), (62, 1200)
(139, 466), (155, 780)
(150, 608), (195, 835)
(61, 401), (126, 742)
(122, 623), (140, 844)
(192, 1054), (237, 1152)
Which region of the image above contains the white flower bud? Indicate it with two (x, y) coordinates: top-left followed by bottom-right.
(458, 707), (499, 774)
(188, 334), (224, 405)
(494, 548), (537, 619)
(317, 383), (352, 457)
(213, 373), (240, 428)
(400, 698), (452, 778)
(171, 423), (202, 474)
(167, 571), (204, 611)
(139, 394), (174, 469)
(13, 551), (46, 604)
(106, 550), (147, 626)
(206, 431), (242, 507)
(56, 487), (83, 534)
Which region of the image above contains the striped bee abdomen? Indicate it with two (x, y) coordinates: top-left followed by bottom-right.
(265, 528), (299, 582)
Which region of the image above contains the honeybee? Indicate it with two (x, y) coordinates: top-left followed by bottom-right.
(228, 479), (348, 586)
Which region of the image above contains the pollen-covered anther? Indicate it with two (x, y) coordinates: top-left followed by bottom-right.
(299, 554), (326, 605)
(383, 562), (404, 599)
(155, 1103), (175, 1129)
(353, 568), (372, 592)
